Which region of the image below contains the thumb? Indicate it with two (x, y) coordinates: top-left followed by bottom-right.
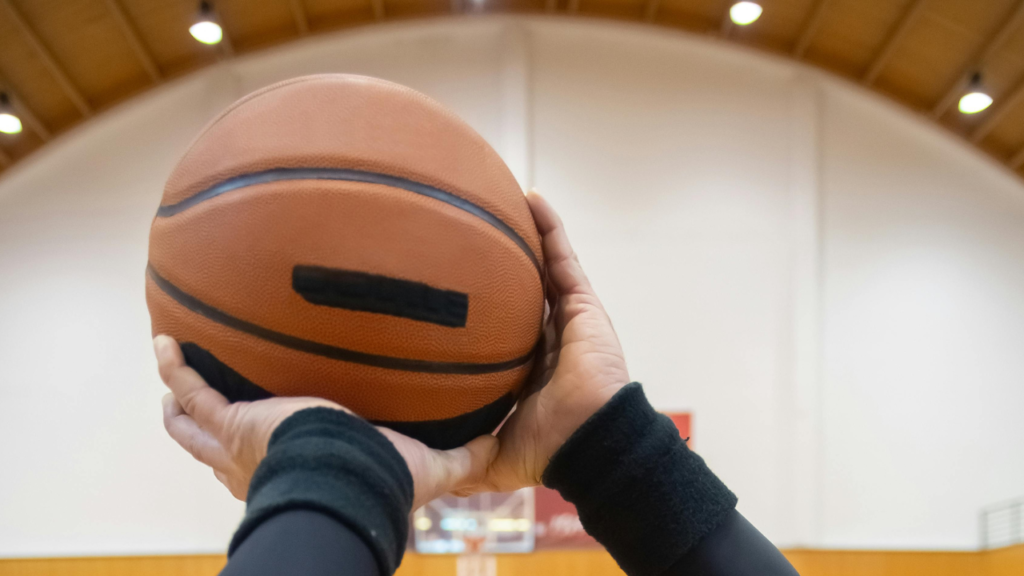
(424, 435), (498, 506)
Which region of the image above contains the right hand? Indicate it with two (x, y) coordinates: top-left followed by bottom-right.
(156, 335), (496, 509)
(466, 191), (631, 494)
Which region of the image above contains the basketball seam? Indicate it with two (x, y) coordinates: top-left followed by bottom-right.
(166, 75), (541, 266)
(147, 264), (536, 375)
(155, 167), (542, 276)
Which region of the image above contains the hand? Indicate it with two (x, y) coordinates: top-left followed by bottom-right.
(155, 335), (496, 510)
(469, 191), (630, 493)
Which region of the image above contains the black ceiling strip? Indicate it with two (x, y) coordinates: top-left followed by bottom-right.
(156, 167), (540, 275)
(148, 264), (533, 375)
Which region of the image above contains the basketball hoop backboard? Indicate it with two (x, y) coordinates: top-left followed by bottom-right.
(413, 488), (534, 554)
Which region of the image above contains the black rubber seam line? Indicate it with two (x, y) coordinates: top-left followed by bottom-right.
(155, 167), (541, 276)
(147, 264), (534, 375)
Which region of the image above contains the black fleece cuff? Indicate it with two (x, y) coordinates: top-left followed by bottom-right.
(542, 383), (738, 576)
(228, 407), (413, 575)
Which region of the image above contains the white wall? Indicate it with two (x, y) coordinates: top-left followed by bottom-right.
(1, 15), (1022, 556)
(819, 86), (1024, 549)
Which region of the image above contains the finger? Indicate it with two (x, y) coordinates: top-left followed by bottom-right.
(431, 435), (499, 499)
(154, 335), (229, 434)
(526, 190), (594, 298)
(162, 393), (232, 471)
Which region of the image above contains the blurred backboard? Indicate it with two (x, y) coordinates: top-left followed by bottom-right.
(412, 411), (690, 555)
(413, 488), (535, 554)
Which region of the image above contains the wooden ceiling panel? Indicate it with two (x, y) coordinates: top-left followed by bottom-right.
(737, 0), (818, 53)
(219, 0), (297, 51)
(583, 0), (647, 21)
(0, 16), (79, 130)
(119, 0), (212, 75)
(493, 0), (547, 13)
(219, 0), (293, 35)
(9, 0), (148, 105)
(656, 2), (717, 33)
(927, 0), (1018, 35)
(984, 92), (1024, 153)
(303, 0), (381, 29)
(0, 127), (43, 162)
(800, 46), (858, 80)
(379, 0), (448, 19)
(660, 0), (721, 24)
(927, 0), (1024, 120)
(1, 0), (1024, 182)
(803, 0), (916, 74)
(980, 23), (1024, 94)
(874, 14), (980, 109)
(303, 0), (371, 18)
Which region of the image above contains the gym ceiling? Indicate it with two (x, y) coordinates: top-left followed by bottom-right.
(0, 0), (1023, 180)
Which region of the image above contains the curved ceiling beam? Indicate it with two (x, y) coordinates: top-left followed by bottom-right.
(103, 0), (161, 83)
(1011, 146), (1024, 170)
(290, 0), (310, 34)
(644, 0), (660, 22)
(793, 0), (831, 58)
(371, 0), (386, 21)
(0, 0), (92, 117)
(862, 0), (929, 86)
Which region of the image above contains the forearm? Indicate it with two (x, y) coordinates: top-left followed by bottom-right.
(666, 510), (798, 576)
(543, 383), (798, 576)
(222, 510), (379, 576)
(223, 407), (413, 576)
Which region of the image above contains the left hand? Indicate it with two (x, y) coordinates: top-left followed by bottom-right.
(155, 335), (497, 510)
(464, 191), (630, 494)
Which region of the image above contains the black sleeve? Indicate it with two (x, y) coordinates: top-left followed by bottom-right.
(542, 383), (799, 576)
(221, 510), (379, 576)
(222, 407), (414, 576)
(667, 509), (799, 575)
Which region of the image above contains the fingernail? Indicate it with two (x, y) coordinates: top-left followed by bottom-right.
(153, 335), (166, 358)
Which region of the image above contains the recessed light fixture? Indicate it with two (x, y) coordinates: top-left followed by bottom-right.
(730, 2), (763, 26)
(0, 93), (22, 135)
(190, 1), (224, 45)
(959, 73), (993, 115)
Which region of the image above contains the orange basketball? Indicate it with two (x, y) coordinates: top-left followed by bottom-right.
(146, 75), (543, 449)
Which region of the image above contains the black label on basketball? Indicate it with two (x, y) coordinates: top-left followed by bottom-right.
(292, 265), (468, 328)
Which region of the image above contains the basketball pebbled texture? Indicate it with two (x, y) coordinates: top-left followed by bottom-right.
(147, 75), (544, 449)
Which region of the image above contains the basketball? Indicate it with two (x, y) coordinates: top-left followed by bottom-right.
(146, 74), (544, 449)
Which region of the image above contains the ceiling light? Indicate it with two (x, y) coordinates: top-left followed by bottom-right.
(0, 93), (22, 135)
(190, 1), (223, 45)
(959, 73), (992, 115)
(730, 2), (763, 26)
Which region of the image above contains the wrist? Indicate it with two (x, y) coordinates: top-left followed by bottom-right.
(547, 379), (627, 460)
(231, 407), (413, 575)
(542, 383), (737, 576)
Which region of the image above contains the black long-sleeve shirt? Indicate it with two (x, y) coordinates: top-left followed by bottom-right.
(221, 384), (799, 576)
